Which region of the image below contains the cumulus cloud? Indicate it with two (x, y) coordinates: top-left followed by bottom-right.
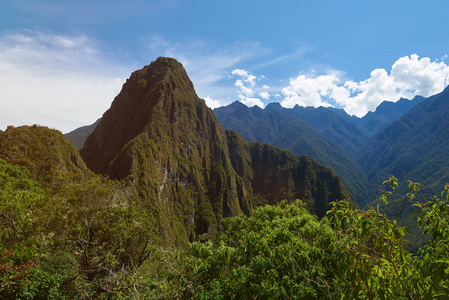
(259, 91), (270, 100)
(231, 69), (257, 86)
(231, 68), (268, 107)
(239, 96), (265, 108)
(234, 80), (254, 97)
(281, 74), (337, 108)
(280, 54), (449, 116)
(0, 31), (132, 132)
(203, 96), (222, 109)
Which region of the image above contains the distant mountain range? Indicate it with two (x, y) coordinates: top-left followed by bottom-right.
(64, 77), (446, 210)
(358, 87), (449, 195)
(213, 92), (430, 206)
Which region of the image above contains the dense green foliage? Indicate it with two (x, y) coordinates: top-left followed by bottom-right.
(155, 181), (449, 299)
(0, 158), (161, 298)
(2, 145), (449, 298)
(0, 125), (88, 185)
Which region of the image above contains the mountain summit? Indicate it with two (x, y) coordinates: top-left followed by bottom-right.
(81, 57), (197, 175)
(80, 57), (351, 243)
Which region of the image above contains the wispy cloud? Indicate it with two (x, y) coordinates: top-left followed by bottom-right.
(0, 30), (133, 132)
(146, 35), (269, 106)
(253, 44), (314, 70)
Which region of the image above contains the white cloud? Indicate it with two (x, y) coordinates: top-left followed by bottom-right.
(0, 31), (133, 132)
(259, 91), (270, 100)
(148, 36), (268, 104)
(281, 74), (338, 108)
(239, 96), (264, 108)
(280, 54), (449, 117)
(231, 69), (257, 86)
(234, 79), (254, 97)
(204, 96), (222, 109)
(231, 68), (267, 108)
(262, 85), (270, 89)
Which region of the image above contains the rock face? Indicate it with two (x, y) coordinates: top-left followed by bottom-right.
(81, 57), (351, 244)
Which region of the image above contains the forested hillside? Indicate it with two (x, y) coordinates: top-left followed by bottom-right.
(357, 86), (449, 194)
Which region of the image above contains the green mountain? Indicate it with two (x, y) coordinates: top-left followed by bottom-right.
(64, 118), (101, 150)
(353, 95), (426, 136)
(214, 101), (368, 206)
(81, 57), (351, 244)
(0, 125), (88, 184)
(264, 103), (369, 154)
(358, 86), (449, 195)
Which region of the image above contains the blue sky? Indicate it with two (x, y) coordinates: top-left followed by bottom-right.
(1, 0), (449, 132)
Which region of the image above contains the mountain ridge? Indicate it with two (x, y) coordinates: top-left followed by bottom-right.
(80, 57), (351, 243)
(214, 102), (368, 205)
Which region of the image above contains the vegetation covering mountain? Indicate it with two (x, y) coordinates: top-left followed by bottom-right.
(266, 103), (369, 153)
(3, 150), (449, 298)
(0, 125), (88, 184)
(226, 131), (351, 218)
(214, 101), (368, 205)
(2, 56), (449, 298)
(64, 118), (101, 150)
(81, 57), (351, 245)
(358, 86), (449, 195)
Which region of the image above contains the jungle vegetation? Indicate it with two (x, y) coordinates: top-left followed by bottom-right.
(2, 157), (449, 299)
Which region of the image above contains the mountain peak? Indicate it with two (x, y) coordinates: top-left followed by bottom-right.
(81, 57), (198, 174)
(265, 102), (282, 111)
(80, 57), (351, 243)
